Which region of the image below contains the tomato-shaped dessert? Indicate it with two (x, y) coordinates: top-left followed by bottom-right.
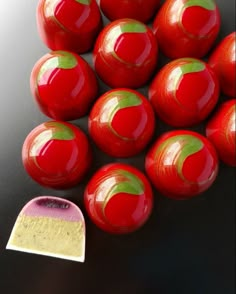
(22, 121), (92, 189)
(149, 58), (219, 127)
(30, 51), (98, 121)
(36, 0), (102, 53)
(208, 32), (236, 97)
(93, 19), (158, 88)
(145, 130), (218, 199)
(100, 0), (160, 23)
(153, 0), (220, 58)
(206, 99), (236, 167)
(84, 163), (153, 234)
(89, 89), (155, 157)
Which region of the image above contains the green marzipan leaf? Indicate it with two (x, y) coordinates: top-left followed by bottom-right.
(177, 135), (203, 175)
(102, 170), (144, 215)
(171, 59), (205, 102)
(37, 51), (77, 82)
(113, 91), (141, 108)
(156, 135), (203, 178)
(110, 181), (141, 197)
(121, 22), (147, 33)
(109, 169), (144, 197)
(108, 91), (141, 124)
(185, 0), (215, 10)
(46, 122), (75, 140)
(75, 0), (90, 4)
(179, 58), (205, 75)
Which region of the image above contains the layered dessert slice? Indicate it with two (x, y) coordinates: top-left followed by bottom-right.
(6, 196), (85, 262)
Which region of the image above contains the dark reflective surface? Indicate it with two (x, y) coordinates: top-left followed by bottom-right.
(0, 1), (235, 294)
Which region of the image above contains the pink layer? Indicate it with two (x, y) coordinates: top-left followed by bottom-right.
(21, 196), (84, 222)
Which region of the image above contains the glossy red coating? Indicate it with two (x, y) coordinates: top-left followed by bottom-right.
(30, 51), (98, 121)
(149, 58), (219, 127)
(84, 163), (153, 234)
(206, 99), (236, 166)
(153, 0), (220, 58)
(145, 130), (219, 200)
(37, 0), (102, 53)
(208, 32), (236, 97)
(89, 89), (155, 157)
(93, 18), (158, 88)
(100, 0), (160, 23)
(22, 121), (92, 189)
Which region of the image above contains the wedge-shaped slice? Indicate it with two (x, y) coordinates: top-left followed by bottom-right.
(6, 196), (85, 262)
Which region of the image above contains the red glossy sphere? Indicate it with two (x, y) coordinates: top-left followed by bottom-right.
(37, 0), (102, 53)
(22, 121), (92, 189)
(145, 130), (219, 200)
(149, 58), (219, 127)
(206, 99), (236, 166)
(100, 0), (160, 23)
(153, 0), (220, 59)
(89, 89), (155, 157)
(208, 32), (236, 97)
(84, 163), (153, 234)
(30, 51), (98, 121)
(93, 19), (158, 88)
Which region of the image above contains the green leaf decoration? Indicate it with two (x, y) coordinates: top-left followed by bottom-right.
(103, 169), (144, 209)
(171, 58), (205, 100)
(75, 0), (90, 4)
(45, 122), (75, 140)
(185, 0), (215, 10)
(179, 58), (205, 74)
(110, 181), (141, 196)
(121, 21), (147, 33)
(108, 90), (141, 120)
(37, 51), (77, 83)
(155, 135), (203, 180)
(107, 91), (142, 139)
(176, 135), (203, 176)
(108, 90), (141, 118)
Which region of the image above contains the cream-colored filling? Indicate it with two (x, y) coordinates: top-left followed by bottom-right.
(7, 215), (85, 259)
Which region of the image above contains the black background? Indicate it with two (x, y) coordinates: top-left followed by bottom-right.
(0, 1), (235, 293)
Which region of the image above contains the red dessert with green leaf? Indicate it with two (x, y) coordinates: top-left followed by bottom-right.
(89, 89), (155, 157)
(206, 99), (236, 167)
(30, 51), (98, 121)
(149, 58), (219, 127)
(153, 0), (220, 58)
(84, 163), (153, 234)
(37, 0), (102, 53)
(145, 130), (219, 199)
(22, 121), (92, 189)
(100, 0), (160, 23)
(93, 19), (158, 88)
(208, 32), (236, 97)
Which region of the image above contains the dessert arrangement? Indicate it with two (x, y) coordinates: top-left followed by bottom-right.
(6, 0), (235, 262)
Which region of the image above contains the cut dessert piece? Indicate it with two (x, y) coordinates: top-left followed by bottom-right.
(6, 196), (85, 262)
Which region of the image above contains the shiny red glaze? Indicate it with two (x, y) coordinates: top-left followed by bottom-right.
(84, 163), (153, 234)
(30, 51), (98, 121)
(37, 0), (102, 53)
(93, 19), (158, 88)
(22, 121), (92, 189)
(208, 32), (236, 97)
(145, 130), (218, 199)
(153, 0), (220, 58)
(89, 88), (155, 157)
(149, 58), (219, 127)
(100, 0), (160, 23)
(206, 99), (236, 166)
